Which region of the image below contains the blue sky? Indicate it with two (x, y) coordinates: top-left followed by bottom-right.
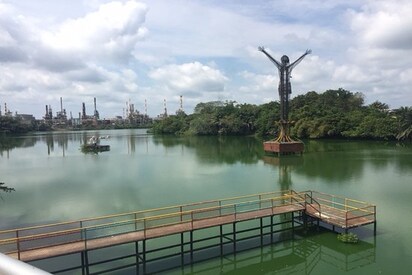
(0, 0), (411, 119)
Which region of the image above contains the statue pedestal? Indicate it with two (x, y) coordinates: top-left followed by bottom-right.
(263, 140), (304, 155)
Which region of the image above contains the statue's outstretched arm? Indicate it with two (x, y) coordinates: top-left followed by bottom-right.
(288, 49), (311, 72)
(258, 46), (282, 69)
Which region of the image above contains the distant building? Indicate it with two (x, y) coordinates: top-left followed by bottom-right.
(15, 114), (36, 125)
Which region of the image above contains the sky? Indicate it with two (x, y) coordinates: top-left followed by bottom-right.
(0, 0), (411, 119)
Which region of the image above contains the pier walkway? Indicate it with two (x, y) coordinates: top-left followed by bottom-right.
(0, 190), (376, 263)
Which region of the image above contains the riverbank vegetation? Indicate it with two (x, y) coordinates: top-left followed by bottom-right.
(1, 89), (411, 140)
(152, 89), (412, 141)
(0, 116), (35, 134)
(0, 116), (152, 134)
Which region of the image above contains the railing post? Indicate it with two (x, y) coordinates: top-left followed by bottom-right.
(16, 230), (20, 260)
(80, 221), (84, 242)
(345, 211), (348, 228)
(374, 206), (377, 235)
(180, 206), (183, 222)
(144, 219), (147, 239)
(234, 204), (237, 221)
(84, 228), (88, 251)
(191, 211), (194, 230)
(270, 198), (273, 215)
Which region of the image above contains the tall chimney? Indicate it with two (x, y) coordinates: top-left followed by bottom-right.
(94, 97), (97, 112)
(82, 103), (86, 119)
(60, 97), (63, 113)
(180, 95), (183, 111)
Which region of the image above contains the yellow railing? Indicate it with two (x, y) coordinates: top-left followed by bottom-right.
(306, 191), (376, 227)
(0, 190), (307, 259)
(0, 190), (375, 259)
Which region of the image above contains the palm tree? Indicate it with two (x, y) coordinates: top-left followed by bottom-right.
(394, 107), (412, 141)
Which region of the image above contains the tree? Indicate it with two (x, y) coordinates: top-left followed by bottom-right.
(149, 89), (410, 141)
(393, 107), (412, 141)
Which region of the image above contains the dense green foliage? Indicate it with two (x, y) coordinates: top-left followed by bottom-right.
(337, 232), (359, 243)
(0, 116), (35, 134)
(0, 116), (152, 133)
(152, 89), (412, 141)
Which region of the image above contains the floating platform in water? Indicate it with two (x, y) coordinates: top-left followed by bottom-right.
(263, 140), (304, 155)
(81, 144), (110, 153)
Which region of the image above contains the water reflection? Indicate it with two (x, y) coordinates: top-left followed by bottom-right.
(263, 156), (304, 190)
(2, 133), (411, 181)
(44, 230), (375, 275)
(0, 182), (15, 198)
(0, 136), (33, 158)
(153, 136), (264, 164)
(126, 132), (150, 154)
(214, 232), (375, 275)
(297, 140), (412, 184)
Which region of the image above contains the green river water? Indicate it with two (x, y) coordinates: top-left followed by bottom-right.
(1, 129), (412, 274)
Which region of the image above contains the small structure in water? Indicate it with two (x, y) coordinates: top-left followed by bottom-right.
(81, 136), (110, 153)
(258, 46), (311, 155)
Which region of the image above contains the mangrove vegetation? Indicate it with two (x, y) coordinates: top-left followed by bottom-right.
(152, 89), (412, 141)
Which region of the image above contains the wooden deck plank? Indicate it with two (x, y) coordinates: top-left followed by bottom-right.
(2, 192), (376, 263)
(305, 204), (375, 229)
(7, 205), (304, 261)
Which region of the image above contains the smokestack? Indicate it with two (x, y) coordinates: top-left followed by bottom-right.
(82, 102), (86, 119)
(180, 95), (183, 111)
(60, 97), (63, 113)
(93, 97), (99, 119)
(46, 105), (48, 117)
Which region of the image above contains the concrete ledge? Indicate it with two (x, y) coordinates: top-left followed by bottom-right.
(0, 253), (51, 275)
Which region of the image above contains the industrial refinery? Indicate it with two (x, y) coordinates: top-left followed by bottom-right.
(0, 96), (186, 131)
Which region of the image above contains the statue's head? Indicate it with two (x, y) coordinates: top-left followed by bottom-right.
(281, 55), (289, 65)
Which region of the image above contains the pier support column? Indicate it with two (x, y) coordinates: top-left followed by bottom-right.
(81, 251), (89, 275)
(220, 225), (223, 256)
(270, 216), (274, 243)
(135, 241), (139, 274)
(233, 222), (237, 253)
(190, 231), (193, 263)
(260, 218), (263, 246)
(142, 240), (146, 274)
(303, 212), (307, 232)
(180, 233), (184, 266)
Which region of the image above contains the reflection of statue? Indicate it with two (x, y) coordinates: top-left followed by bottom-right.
(263, 155), (304, 190)
(259, 47), (312, 142)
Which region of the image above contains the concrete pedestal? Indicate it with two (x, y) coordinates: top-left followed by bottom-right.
(263, 141), (304, 155)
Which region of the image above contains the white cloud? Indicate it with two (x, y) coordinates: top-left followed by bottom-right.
(41, 1), (148, 62)
(349, 1), (412, 50)
(1, 0), (412, 118)
(149, 62), (228, 95)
